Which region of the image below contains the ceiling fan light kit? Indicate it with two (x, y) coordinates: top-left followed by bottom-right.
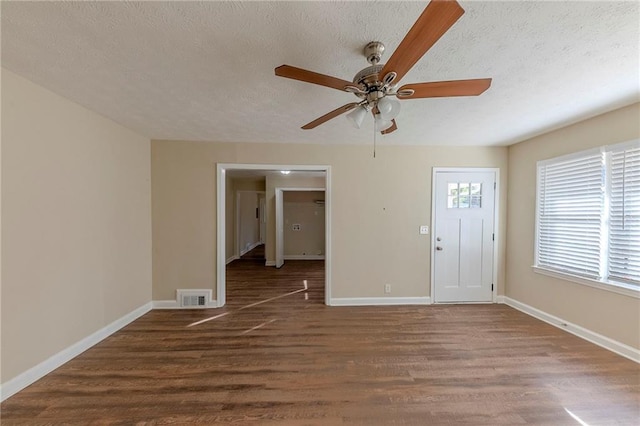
(275, 0), (492, 135)
(374, 115), (394, 132)
(346, 106), (367, 129)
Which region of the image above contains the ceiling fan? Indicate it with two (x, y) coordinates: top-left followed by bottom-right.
(274, 0), (491, 134)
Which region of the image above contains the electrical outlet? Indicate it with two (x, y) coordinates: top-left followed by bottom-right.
(384, 284), (391, 294)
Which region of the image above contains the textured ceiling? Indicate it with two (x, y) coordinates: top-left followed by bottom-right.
(2, 1), (638, 146)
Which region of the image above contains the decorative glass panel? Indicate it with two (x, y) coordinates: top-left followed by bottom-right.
(448, 182), (482, 209)
(447, 183), (459, 208)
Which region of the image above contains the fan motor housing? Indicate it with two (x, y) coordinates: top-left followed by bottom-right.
(353, 64), (384, 90)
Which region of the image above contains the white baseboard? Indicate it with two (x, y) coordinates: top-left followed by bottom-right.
(499, 296), (639, 363)
(283, 255), (325, 260)
(239, 241), (262, 257)
(226, 255), (239, 265)
(152, 299), (218, 309)
(330, 297), (431, 306)
(265, 260), (276, 267)
(0, 302), (153, 402)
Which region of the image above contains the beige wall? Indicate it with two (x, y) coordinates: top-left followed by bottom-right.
(265, 174), (326, 263)
(151, 141), (508, 301)
(233, 177), (265, 257)
(1, 70), (152, 383)
(224, 177), (265, 261)
(283, 191), (325, 257)
(237, 191), (260, 255)
(506, 103), (640, 349)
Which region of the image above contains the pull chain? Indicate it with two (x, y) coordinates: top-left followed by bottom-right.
(373, 121), (377, 158)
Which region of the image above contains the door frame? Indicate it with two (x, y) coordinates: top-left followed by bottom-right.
(430, 167), (500, 304)
(216, 163), (332, 307)
(275, 187), (326, 268)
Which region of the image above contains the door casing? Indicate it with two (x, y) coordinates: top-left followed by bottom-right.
(275, 187), (326, 268)
(216, 164), (332, 307)
(430, 167), (500, 303)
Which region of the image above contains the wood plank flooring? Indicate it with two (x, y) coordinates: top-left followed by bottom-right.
(2, 259), (639, 425)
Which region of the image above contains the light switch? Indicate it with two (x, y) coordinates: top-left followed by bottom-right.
(419, 225), (429, 235)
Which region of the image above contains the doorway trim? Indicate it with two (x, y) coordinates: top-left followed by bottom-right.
(216, 163), (332, 307)
(275, 187), (326, 268)
(430, 167), (500, 304)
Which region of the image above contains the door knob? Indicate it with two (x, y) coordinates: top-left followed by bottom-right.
(436, 246), (443, 251)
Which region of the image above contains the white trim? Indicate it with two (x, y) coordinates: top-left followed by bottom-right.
(283, 255), (325, 260)
(275, 186), (326, 269)
(217, 164), (331, 308)
(226, 255), (239, 265)
(275, 188), (284, 268)
(152, 300), (180, 309)
(532, 266), (639, 299)
(537, 145), (602, 167)
(499, 296), (639, 363)
(265, 260), (276, 267)
(176, 289), (216, 308)
(330, 297), (431, 306)
(239, 241), (262, 257)
(0, 302), (153, 402)
(152, 299), (218, 309)
(325, 166), (332, 306)
(430, 167), (500, 304)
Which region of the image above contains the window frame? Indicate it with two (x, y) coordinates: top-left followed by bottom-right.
(533, 139), (640, 299)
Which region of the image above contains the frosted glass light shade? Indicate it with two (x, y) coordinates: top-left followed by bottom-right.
(377, 97), (401, 121)
(346, 106), (367, 129)
(374, 114), (392, 132)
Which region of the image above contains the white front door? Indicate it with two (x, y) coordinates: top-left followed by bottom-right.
(433, 170), (496, 303)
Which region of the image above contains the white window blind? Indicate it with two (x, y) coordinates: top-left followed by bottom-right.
(535, 139), (640, 292)
(537, 151), (604, 279)
(608, 145), (640, 286)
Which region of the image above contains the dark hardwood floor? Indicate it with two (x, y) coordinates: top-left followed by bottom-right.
(2, 259), (639, 424)
(240, 243), (265, 260)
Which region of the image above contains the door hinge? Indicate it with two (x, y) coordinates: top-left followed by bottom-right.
(492, 233), (495, 241)
(494, 182), (496, 189)
(491, 284), (494, 291)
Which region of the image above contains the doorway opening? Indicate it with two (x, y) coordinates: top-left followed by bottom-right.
(275, 188), (326, 268)
(217, 164), (331, 307)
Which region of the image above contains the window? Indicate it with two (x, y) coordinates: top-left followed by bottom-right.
(447, 182), (482, 209)
(534, 139), (640, 295)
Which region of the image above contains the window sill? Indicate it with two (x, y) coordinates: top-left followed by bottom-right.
(532, 266), (640, 299)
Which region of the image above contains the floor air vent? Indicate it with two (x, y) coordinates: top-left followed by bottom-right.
(183, 295), (206, 307)
(177, 289), (212, 308)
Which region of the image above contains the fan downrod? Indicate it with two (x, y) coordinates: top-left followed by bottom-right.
(364, 41), (385, 65)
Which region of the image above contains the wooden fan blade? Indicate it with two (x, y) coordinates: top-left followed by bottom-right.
(275, 65), (353, 91)
(381, 119), (398, 135)
(370, 107), (398, 135)
(381, 0), (465, 83)
(398, 78), (492, 99)
(301, 103), (360, 129)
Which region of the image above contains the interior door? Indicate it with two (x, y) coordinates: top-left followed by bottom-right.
(433, 170), (495, 302)
(275, 189), (284, 268)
